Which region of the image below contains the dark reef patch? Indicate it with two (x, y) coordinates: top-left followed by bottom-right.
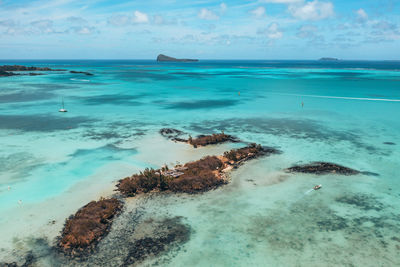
(163, 99), (239, 110)
(383, 142), (396, 145)
(116, 70), (178, 82)
(21, 83), (77, 91)
(0, 91), (56, 103)
(286, 162), (360, 175)
(0, 114), (96, 132)
(68, 144), (137, 160)
(0, 152), (40, 174)
(187, 117), (387, 155)
(335, 194), (384, 211)
(0, 152), (44, 186)
(316, 215), (349, 231)
(360, 171), (380, 177)
(77, 94), (145, 106)
(0, 251), (35, 267)
(70, 71), (93, 76)
(122, 217), (191, 266)
(245, 198), (400, 260)
(310, 71), (366, 77)
(168, 71), (210, 79)
(187, 117), (342, 139)
(82, 129), (141, 140)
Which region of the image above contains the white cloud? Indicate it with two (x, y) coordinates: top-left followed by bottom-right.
(356, 8), (368, 22)
(30, 19), (53, 29)
(0, 19), (16, 27)
(67, 16), (88, 25)
(30, 19), (54, 33)
(288, 1), (334, 21)
(267, 23), (283, 39)
(132, 10), (149, 24)
(153, 15), (164, 25)
(258, 23), (283, 39)
(153, 15), (177, 25)
(296, 24), (318, 38)
(108, 14), (131, 26)
(220, 3), (227, 13)
(251, 7), (266, 18)
(198, 8), (219, 20)
(72, 26), (96, 35)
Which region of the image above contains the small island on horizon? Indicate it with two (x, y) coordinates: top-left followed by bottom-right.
(319, 57), (340, 61)
(157, 54), (199, 62)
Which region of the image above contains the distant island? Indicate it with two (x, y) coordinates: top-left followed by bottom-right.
(0, 65), (65, 77)
(0, 65), (97, 77)
(319, 57), (340, 61)
(157, 54), (199, 62)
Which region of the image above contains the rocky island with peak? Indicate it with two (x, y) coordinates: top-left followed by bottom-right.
(157, 54), (198, 62)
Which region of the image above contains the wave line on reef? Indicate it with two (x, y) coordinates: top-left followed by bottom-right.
(273, 93), (400, 102)
(70, 78), (90, 82)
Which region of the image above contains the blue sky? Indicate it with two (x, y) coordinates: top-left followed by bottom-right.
(0, 0), (399, 59)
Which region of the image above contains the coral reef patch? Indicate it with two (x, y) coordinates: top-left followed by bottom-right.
(286, 162), (360, 175)
(122, 217), (191, 266)
(335, 194), (384, 211)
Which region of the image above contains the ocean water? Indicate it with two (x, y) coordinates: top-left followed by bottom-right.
(0, 60), (400, 266)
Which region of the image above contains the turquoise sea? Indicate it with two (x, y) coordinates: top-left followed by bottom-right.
(0, 60), (400, 266)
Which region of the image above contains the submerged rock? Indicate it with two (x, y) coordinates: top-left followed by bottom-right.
(159, 128), (187, 142)
(286, 162), (360, 175)
(0, 252), (34, 267)
(57, 198), (123, 257)
(335, 194), (384, 211)
(70, 71), (94, 76)
(161, 129), (241, 148)
(122, 217), (191, 266)
(383, 142), (396, 145)
(188, 132), (240, 148)
(0, 70), (16, 76)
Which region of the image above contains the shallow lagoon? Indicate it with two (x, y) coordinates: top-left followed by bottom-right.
(0, 60), (399, 266)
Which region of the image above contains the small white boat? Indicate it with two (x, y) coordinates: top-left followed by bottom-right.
(313, 184), (322, 190)
(59, 97), (67, 112)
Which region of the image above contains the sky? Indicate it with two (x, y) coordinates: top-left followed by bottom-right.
(0, 0), (399, 60)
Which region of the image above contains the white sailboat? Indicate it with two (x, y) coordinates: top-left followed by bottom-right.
(59, 97), (68, 112)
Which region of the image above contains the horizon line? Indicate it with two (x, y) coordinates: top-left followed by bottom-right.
(0, 59), (399, 61)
